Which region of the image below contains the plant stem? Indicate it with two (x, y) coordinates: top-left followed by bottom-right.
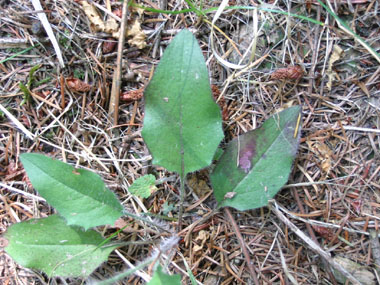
(177, 172), (185, 231)
(224, 207), (260, 285)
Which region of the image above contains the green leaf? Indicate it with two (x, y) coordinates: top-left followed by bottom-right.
(128, 174), (157, 198)
(142, 29), (224, 175)
(147, 265), (181, 285)
(162, 201), (175, 215)
(19, 82), (31, 104)
(27, 64), (41, 89)
(211, 106), (301, 211)
(20, 153), (123, 230)
(4, 215), (118, 277)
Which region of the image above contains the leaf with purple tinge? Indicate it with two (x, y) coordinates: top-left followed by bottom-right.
(210, 106), (302, 211)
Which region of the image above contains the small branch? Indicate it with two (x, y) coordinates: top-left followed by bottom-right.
(60, 74), (65, 109)
(224, 207), (260, 285)
(108, 0), (128, 125)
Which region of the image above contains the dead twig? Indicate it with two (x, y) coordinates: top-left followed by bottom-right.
(108, 0), (128, 125)
(224, 207), (260, 285)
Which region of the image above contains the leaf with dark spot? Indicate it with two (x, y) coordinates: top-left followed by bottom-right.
(211, 106), (302, 211)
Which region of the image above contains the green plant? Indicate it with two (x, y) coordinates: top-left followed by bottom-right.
(74, 68), (85, 80)
(5, 29), (301, 283)
(19, 64), (41, 105)
(147, 265), (181, 285)
(0, 45), (37, 65)
(142, 29), (301, 213)
(5, 153), (181, 283)
(59, 29), (72, 49)
(5, 214), (119, 277)
(5, 153), (123, 277)
(141, 29), (224, 227)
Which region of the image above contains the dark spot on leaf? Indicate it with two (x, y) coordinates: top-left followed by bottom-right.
(238, 141), (256, 173)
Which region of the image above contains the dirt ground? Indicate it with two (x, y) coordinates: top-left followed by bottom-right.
(1, 0), (380, 284)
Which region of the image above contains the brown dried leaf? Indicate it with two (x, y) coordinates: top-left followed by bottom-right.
(126, 19), (146, 49)
(114, 218), (129, 229)
(271, 65), (304, 80)
(312, 225), (334, 241)
(80, 1), (105, 32)
(103, 38), (117, 54)
(306, 140), (333, 174)
(193, 230), (209, 253)
(120, 88), (144, 101)
(66, 78), (91, 92)
(327, 45), (343, 91)
(112, 15), (146, 49)
(81, 1), (118, 34)
(187, 172), (212, 197)
(104, 17), (118, 34)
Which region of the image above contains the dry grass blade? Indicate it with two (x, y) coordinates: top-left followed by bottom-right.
(323, 0), (380, 64)
(30, 0), (64, 67)
(270, 200), (361, 285)
(209, 0), (248, 70)
(0, 103), (34, 140)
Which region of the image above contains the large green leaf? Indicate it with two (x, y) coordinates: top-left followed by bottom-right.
(211, 106), (301, 211)
(147, 265), (181, 285)
(20, 153), (123, 230)
(4, 215), (118, 277)
(142, 29), (223, 174)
